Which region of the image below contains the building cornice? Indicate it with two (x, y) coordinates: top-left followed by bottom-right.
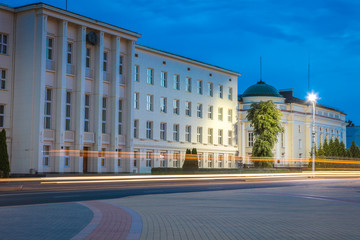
(135, 44), (241, 77)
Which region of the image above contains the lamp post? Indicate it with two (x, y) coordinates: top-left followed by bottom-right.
(307, 92), (318, 177)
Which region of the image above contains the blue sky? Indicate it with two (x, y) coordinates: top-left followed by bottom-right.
(3, 0), (360, 123)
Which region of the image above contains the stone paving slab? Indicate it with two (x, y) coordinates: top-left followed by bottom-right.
(0, 202), (93, 240)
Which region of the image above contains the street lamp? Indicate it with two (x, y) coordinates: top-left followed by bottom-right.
(306, 92), (318, 177)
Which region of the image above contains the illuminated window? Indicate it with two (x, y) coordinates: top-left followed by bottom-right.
(118, 150), (122, 167)
(133, 150), (139, 167)
(160, 152), (167, 167)
(173, 152), (180, 167)
(218, 154), (224, 167)
(146, 95), (153, 111)
(185, 101), (191, 116)
(146, 151), (152, 167)
(248, 132), (254, 147)
(43, 145), (50, 166)
(208, 153), (214, 168)
(64, 147), (70, 167)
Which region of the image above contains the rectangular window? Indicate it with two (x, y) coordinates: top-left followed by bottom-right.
(118, 100), (123, 135)
(84, 95), (90, 132)
(228, 155), (234, 168)
(173, 74), (180, 90)
(228, 109), (233, 122)
(160, 152), (167, 167)
(0, 34), (8, 54)
(147, 95), (154, 111)
(208, 153), (214, 168)
(44, 89), (52, 129)
(185, 125), (191, 142)
(173, 124), (179, 141)
(46, 37), (53, 61)
(197, 80), (203, 95)
(147, 68), (154, 84)
(208, 128), (213, 144)
(0, 69), (6, 90)
(119, 55), (124, 75)
(64, 147), (70, 167)
(134, 65), (139, 81)
(173, 152), (180, 167)
(185, 101), (191, 116)
(161, 71), (167, 87)
(146, 151), (152, 167)
(160, 122), (167, 140)
(218, 108), (223, 121)
(186, 77), (192, 92)
(103, 52), (108, 72)
(133, 150), (138, 167)
(43, 145), (50, 166)
(208, 82), (213, 97)
(65, 92), (71, 131)
(102, 97), (107, 133)
(197, 127), (202, 143)
(173, 99), (180, 115)
(299, 139), (302, 149)
(146, 121), (153, 139)
(228, 87), (233, 100)
(219, 85), (223, 98)
(67, 42), (72, 64)
(228, 130), (233, 145)
(86, 48), (91, 68)
(134, 92), (139, 109)
(0, 105), (4, 128)
(197, 103), (203, 118)
(208, 105), (213, 119)
(160, 97), (167, 113)
(248, 132), (254, 147)
(218, 154), (224, 168)
(218, 129), (223, 145)
(134, 120), (139, 138)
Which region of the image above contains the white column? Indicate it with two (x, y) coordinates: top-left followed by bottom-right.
(75, 26), (86, 173)
(125, 41), (135, 173)
(35, 14), (48, 173)
(54, 20), (68, 173)
(93, 31), (104, 173)
(110, 36), (120, 173)
(241, 121), (246, 164)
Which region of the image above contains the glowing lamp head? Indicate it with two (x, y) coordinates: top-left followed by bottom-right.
(306, 92), (318, 103)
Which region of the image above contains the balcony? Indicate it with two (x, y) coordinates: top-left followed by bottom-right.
(85, 68), (94, 78)
(46, 60), (55, 71)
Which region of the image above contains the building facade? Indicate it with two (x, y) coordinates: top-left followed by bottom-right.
(0, 3), (239, 174)
(238, 81), (347, 167)
(346, 126), (360, 149)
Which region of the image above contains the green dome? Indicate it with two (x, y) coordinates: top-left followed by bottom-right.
(242, 80), (282, 98)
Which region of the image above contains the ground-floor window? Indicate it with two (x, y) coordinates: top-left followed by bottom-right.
(173, 152), (180, 167)
(160, 151), (167, 167)
(146, 151), (152, 167)
(64, 147), (70, 167)
(43, 145), (50, 166)
(208, 153), (214, 168)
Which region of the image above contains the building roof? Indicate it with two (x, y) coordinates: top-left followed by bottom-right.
(279, 89), (346, 115)
(136, 44), (241, 76)
(242, 80), (283, 98)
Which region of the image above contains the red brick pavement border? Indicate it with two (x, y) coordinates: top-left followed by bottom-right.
(71, 200), (136, 240)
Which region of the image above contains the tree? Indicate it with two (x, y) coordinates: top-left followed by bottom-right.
(247, 101), (284, 168)
(182, 148), (199, 170)
(0, 129), (10, 178)
(323, 138), (329, 157)
(346, 120), (355, 127)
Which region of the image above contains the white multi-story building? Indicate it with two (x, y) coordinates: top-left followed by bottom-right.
(0, 3), (240, 174)
(238, 81), (347, 167)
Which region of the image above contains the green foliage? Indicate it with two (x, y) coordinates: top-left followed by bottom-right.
(0, 129), (10, 178)
(247, 101), (284, 168)
(349, 141), (360, 158)
(182, 148), (199, 171)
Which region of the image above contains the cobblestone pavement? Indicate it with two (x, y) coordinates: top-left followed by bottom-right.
(110, 179), (360, 240)
(0, 202), (93, 240)
(1, 179), (360, 240)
